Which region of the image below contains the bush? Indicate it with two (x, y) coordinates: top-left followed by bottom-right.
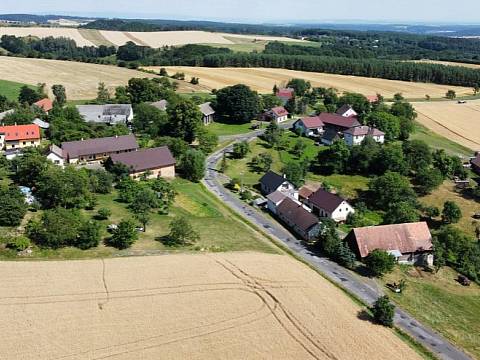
(163, 217), (200, 246)
(96, 207), (112, 220)
(107, 219), (138, 249)
(370, 296), (395, 327)
(6, 236), (31, 251)
(365, 249), (396, 277)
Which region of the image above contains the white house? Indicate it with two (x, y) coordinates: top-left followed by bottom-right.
(343, 126), (385, 146)
(336, 104), (358, 118)
(293, 116), (324, 137)
(305, 188), (354, 223)
(267, 191), (288, 214)
(199, 102), (215, 125)
(268, 106), (289, 124)
(259, 171), (297, 198)
(47, 144), (65, 166)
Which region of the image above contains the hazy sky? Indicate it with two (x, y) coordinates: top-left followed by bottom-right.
(1, 0), (480, 24)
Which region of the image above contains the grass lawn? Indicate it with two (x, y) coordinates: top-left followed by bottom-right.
(0, 79), (34, 101)
(0, 179), (277, 260)
(307, 173), (370, 199)
(380, 266), (480, 359)
(208, 121), (256, 137)
(411, 123), (472, 157)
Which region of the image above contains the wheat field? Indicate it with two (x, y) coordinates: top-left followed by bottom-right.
(0, 253), (420, 360)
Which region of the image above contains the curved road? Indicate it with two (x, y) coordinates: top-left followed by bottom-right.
(203, 130), (471, 360)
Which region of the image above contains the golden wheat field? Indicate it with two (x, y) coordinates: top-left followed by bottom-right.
(414, 99), (480, 150)
(0, 57), (157, 100)
(414, 60), (480, 69)
(157, 66), (473, 98)
(0, 253), (420, 360)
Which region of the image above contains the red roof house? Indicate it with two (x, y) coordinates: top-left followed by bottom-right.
(318, 113), (361, 131)
(34, 98), (54, 113)
(276, 88), (294, 103)
(0, 124), (41, 149)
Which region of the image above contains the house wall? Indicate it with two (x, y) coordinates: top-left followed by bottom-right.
(130, 165), (176, 180)
(294, 121), (323, 137)
(47, 153), (64, 167)
(71, 148), (136, 164)
(267, 200), (280, 214)
(274, 114), (288, 124)
(4, 138), (40, 150)
(309, 200), (354, 223)
(203, 114), (214, 125)
(341, 109), (358, 117)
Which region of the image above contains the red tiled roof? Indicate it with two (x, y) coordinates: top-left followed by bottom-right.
(271, 106), (288, 117)
(0, 124), (40, 141)
(318, 113), (361, 129)
(34, 98), (53, 112)
(367, 95), (379, 103)
(277, 88), (294, 99)
(299, 116), (324, 129)
(350, 222), (433, 258)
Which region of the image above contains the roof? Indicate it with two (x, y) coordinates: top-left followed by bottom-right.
(471, 154), (480, 168)
(367, 95), (379, 103)
(298, 116), (324, 129)
(277, 197), (319, 232)
(61, 134), (138, 159)
(259, 171), (286, 191)
(199, 102), (215, 116)
(32, 118), (50, 129)
(322, 128), (341, 142)
(336, 104), (357, 116)
(76, 104), (132, 123)
(318, 113), (361, 129)
(299, 184), (321, 199)
(49, 144), (63, 158)
(270, 106), (288, 117)
(110, 146), (176, 173)
(0, 109), (14, 121)
(267, 191), (287, 204)
(277, 88), (294, 99)
(0, 124), (40, 141)
(344, 126), (384, 137)
(34, 98), (53, 112)
(349, 222), (433, 258)
(308, 188), (346, 213)
(150, 99), (168, 111)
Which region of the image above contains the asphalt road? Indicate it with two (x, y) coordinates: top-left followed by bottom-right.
(202, 130), (471, 360)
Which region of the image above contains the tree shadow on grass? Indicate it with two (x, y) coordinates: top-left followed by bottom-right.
(357, 309), (375, 324)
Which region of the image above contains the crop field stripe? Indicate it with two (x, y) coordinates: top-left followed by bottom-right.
(78, 29), (115, 47)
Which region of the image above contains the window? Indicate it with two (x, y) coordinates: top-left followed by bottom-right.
(23, 142), (26, 145)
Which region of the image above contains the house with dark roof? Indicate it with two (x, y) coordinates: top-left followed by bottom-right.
(51, 134), (139, 165)
(109, 146), (176, 180)
(199, 102), (215, 125)
(336, 105), (358, 118)
(470, 153), (480, 175)
(293, 116), (324, 137)
(343, 126), (385, 146)
(259, 170), (296, 197)
(277, 197), (320, 241)
(0, 124), (41, 150)
(318, 113), (361, 132)
(76, 104), (134, 125)
(305, 188), (354, 223)
(320, 128), (342, 146)
(276, 88), (294, 104)
(345, 222), (434, 266)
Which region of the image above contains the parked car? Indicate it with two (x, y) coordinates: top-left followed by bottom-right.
(457, 100), (467, 104)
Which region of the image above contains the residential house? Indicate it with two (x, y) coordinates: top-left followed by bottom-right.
(150, 99), (168, 111)
(259, 170), (296, 197)
(305, 188), (354, 222)
(266, 191), (287, 215)
(298, 184), (321, 203)
(320, 128), (342, 146)
(343, 126), (385, 146)
(47, 144), (65, 166)
(336, 105), (358, 118)
(277, 197), (320, 241)
(470, 153), (480, 174)
(51, 134), (139, 164)
(366, 95), (379, 104)
(345, 222), (434, 266)
(199, 102), (215, 125)
(318, 113), (361, 132)
(276, 88), (294, 104)
(109, 146), (176, 180)
(76, 104), (134, 125)
(0, 124), (41, 150)
(33, 98), (53, 113)
(293, 116), (324, 137)
(266, 106), (289, 124)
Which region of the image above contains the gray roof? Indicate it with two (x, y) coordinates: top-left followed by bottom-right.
(32, 118), (50, 129)
(150, 100), (168, 111)
(49, 144), (63, 158)
(322, 128), (341, 142)
(0, 109), (14, 121)
(110, 146), (175, 172)
(267, 191), (287, 204)
(61, 134), (138, 159)
(199, 102), (215, 116)
(76, 104), (132, 123)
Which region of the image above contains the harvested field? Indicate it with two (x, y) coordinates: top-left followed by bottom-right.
(414, 99), (480, 150)
(155, 66), (472, 98)
(414, 60), (480, 70)
(0, 57), (157, 100)
(0, 252), (421, 360)
(78, 29), (115, 47)
(0, 26), (95, 47)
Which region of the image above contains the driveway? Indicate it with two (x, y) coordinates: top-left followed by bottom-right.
(202, 130), (471, 360)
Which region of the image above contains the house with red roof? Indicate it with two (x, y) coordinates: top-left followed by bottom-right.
(343, 126), (385, 146)
(276, 88), (294, 104)
(318, 113), (361, 132)
(265, 106), (289, 124)
(0, 124), (41, 150)
(33, 98), (53, 113)
(293, 116), (324, 137)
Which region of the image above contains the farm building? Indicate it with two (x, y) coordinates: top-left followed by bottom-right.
(50, 134), (139, 165)
(336, 105), (358, 118)
(76, 104), (134, 125)
(305, 188), (354, 223)
(345, 222), (434, 266)
(109, 146), (176, 180)
(276, 88), (294, 104)
(33, 98), (53, 113)
(321, 128), (342, 146)
(259, 170), (296, 197)
(277, 197), (320, 241)
(199, 102), (215, 125)
(0, 124), (41, 150)
(343, 126), (385, 146)
(318, 113), (361, 132)
(293, 116), (324, 137)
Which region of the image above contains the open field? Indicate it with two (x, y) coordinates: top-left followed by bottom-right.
(155, 66), (473, 98)
(414, 99), (480, 150)
(0, 252), (421, 360)
(410, 123), (472, 157)
(414, 60), (480, 70)
(0, 26), (95, 46)
(381, 266), (480, 359)
(0, 79), (33, 101)
(0, 57), (157, 100)
(78, 29), (115, 47)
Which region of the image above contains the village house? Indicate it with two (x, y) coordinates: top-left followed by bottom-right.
(109, 146), (176, 180)
(343, 126), (385, 146)
(265, 106), (289, 124)
(33, 98), (53, 114)
(259, 170), (297, 198)
(0, 124), (41, 150)
(305, 188), (354, 223)
(293, 116), (324, 137)
(319, 113), (361, 132)
(48, 134), (139, 165)
(76, 104), (134, 125)
(336, 105), (358, 118)
(321, 128), (342, 146)
(345, 222), (434, 266)
(298, 184), (321, 203)
(470, 152), (480, 175)
(199, 102), (215, 125)
(266, 191), (288, 215)
(276, 88), (294, 104)
(276, 197), (320, 241)
(150, 99), (168, 111)
(366, 95), (380, 103)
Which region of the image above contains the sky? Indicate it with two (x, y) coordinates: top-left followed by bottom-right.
(1, 0), (480, 24)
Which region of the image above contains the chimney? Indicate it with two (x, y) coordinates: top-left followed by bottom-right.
(81, 138), (84, 141)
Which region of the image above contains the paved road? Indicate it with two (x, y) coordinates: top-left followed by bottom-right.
(202, 132), (471, 360)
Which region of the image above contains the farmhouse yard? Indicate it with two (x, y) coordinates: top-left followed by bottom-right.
(0, 252), (422, 360)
